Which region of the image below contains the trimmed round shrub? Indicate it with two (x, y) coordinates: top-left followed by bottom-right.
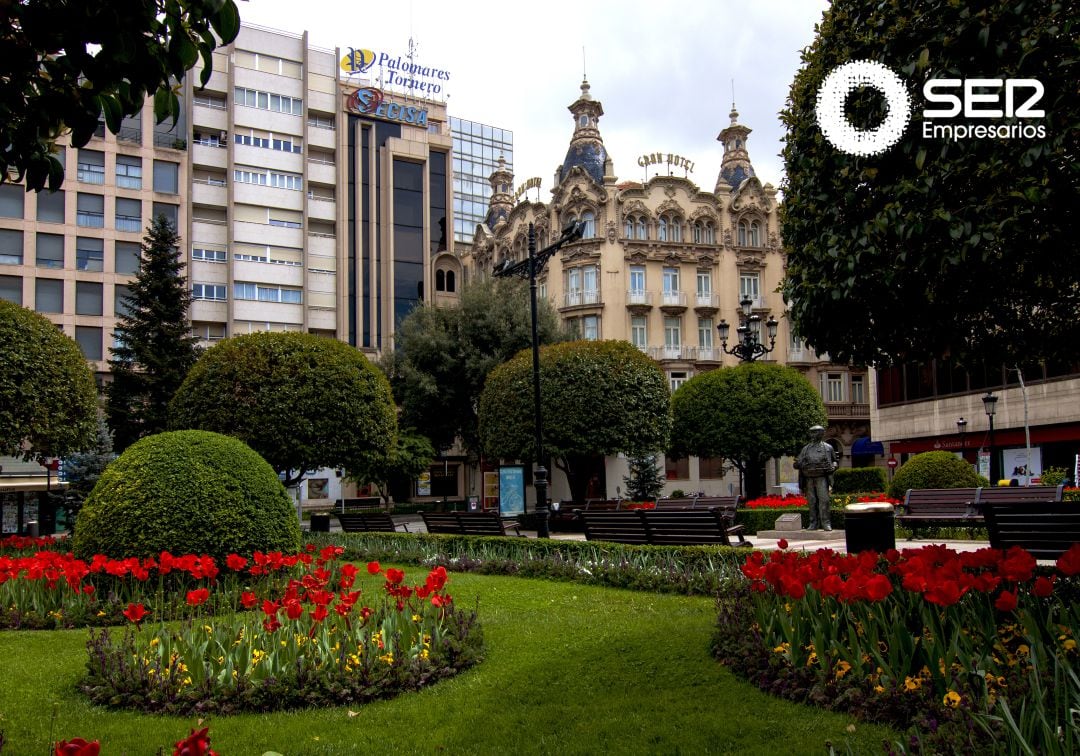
(73, 430), (300, 560)
(887, 451), (984, 499)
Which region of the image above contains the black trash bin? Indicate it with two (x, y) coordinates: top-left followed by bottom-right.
(844, 502), (896, 554)
(309, 512), (331, 533)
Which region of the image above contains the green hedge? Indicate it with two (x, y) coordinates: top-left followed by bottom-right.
(832, 467), (887, 494)
(74, 430), (301, 561)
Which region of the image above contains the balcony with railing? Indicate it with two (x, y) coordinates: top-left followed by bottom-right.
(625, 289), (653, 312)
(691, 346), (721, 363)
(693, 292), (720, 314)
(659, 290), (687, 313)
(561, 289), (602, 310)
(649, 345), (693, 362)
(824, 402), (871, 420)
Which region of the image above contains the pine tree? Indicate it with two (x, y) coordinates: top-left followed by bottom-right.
(61, 416), (116, 531)
(106, 215), (199, 450)
(623, 454), (666, 502)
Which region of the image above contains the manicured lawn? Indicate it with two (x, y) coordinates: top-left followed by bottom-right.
(0, 570), (897, 754)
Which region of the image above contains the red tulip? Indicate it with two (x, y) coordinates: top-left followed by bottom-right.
(1056, 543), (1080, 577)
(994, 590), (1018, 612)
(186, 588), (210, 607)
(173, 726), (218, 756)
(367, 561), (381, 575)
(55, 738), (100, 756)
(226, 554), (248, 571)
(1032, 575), (1054, 598)
(240, 591), (258, 609)
(777, 538), (789, 550)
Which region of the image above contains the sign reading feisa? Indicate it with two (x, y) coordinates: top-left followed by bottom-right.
(345, 87), (428, 127)
(340, 46), (450, 95)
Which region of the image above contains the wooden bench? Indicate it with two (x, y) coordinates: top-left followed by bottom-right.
(654, 495), (741, 511)
(335, 497), (384, 513)
(983, 501), (1080, 560)
(897, 485), (1066, 538)
(334, 511), (408, 533)
(420, 511), (523, 537)
(578, 509), (749, 547)
(550, 498), (621, 530)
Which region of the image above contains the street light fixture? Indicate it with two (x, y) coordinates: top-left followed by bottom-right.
(717, 297), (778, 362)
(982, 392), (999, 484)
(493, 220), (586, 538)
(956, 417), (967, 458)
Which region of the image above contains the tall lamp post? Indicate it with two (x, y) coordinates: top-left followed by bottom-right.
(982, 392), (999, 484)
(718, 297), (778, 362)
(493, 220), (586, 538)
(956, 417), (967, 459)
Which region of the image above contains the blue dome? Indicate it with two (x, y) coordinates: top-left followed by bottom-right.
(486, 206), (509, 229)
(720, 164), (754, 190)
(560, 142), (606, 186)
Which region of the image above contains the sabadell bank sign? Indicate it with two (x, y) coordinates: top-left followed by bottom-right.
(340, 46), (450, 95)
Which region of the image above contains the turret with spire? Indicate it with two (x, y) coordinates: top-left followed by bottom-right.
(715, 103), (755, 194)
(558, 79), (607, 186)
(485, 155), (514, 230)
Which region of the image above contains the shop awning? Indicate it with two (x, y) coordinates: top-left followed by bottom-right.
(851, 437), (885, 456)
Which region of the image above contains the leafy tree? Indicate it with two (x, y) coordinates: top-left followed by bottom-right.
(385, 278), (573, 455)
(0, 300), (97, 460)
(60, 416), (117, 531)
(2, 0), (240, 191)
(670, 363), (826, 500)
(350, 429), (436, 504)
(106, 215), (199, 451)
(780, 0), (1078, 366)
(479, 340), (671, 504)
(623, 454), (665, 502)
(168, 331), (397, 487)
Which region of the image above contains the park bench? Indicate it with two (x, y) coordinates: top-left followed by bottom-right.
(549, 498), (621, 531)
(897, 485), (1066, 538)
(983, 501), (1080, 560)
(420, 511), (524, 537)
(578, 508), (749, 547)
(654, 495), (741, 512)
(335, 496), (383, 513)
(334, 511), (409, 533)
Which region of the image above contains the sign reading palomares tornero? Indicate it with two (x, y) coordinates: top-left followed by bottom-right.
(638, 152), (695, 173)
(340, 46), (450, 95)
(345, 88), (429, 127)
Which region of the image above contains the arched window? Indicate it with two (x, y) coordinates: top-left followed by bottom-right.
(737, 220), (748, 247)
(581, 210), (596, 238)
(666, 214), (681, 242)
(446, 270), (456, 293)
(636, 217), (647, 240)
(749, 221), (761, 247)
(435, 269), (445, 292)
(658, 216), (668, 242)
(704, 222), (715, 244)
(624, 217), (634, 238)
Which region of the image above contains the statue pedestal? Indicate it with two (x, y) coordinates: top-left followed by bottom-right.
(756, 528), (846, 541)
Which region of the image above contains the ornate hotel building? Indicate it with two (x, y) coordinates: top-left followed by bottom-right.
(464, 81), (872, 499)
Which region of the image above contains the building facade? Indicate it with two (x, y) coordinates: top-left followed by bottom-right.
(450, 117), (513, 245)
(464, 81), (871, 501)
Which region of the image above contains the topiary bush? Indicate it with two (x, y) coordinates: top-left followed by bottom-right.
(832, 467), (888, 494)
(73, 430), (300, 561)
(887, 451), (984, 500)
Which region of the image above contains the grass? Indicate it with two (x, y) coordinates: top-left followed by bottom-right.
(0, 569), (898, 754)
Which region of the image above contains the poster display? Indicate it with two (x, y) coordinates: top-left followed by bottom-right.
(1002, 447), (1041, 486)
(498, 466), (525, 517)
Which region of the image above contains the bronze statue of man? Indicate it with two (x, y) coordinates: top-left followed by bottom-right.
(793, 424), (838, 531)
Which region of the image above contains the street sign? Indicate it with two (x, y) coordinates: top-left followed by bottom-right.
(887, 458), (898, 469)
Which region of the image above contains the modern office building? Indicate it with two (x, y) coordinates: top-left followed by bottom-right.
(450, 117), (513, 245)
(464, 80), (872, 500)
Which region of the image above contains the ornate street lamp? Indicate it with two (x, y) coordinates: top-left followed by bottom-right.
(493, 220), (586, 538)
(717, 297), (778, 362)
(982, 392), (999, 484)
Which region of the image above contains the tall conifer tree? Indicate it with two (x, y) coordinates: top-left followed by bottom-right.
(107, 215), (198, 450)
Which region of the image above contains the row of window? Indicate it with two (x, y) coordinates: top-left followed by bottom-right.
(0, 230), (142, 273)
(192, 282), (303, 304)
(234, 166), (303, 191)
(0, 187), (177, 228)
(622, 214), (760, 245)
(234, 87), (303, 115)
(555, 265), (761, 304)
(234, 130), (302, 153)
(73, 151), (179, 193)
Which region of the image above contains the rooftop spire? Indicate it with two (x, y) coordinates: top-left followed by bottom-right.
(559, 79), (606, 186)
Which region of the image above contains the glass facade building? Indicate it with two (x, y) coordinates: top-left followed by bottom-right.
(450, 117), (513, 243)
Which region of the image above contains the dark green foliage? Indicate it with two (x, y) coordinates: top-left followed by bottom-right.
(73, 430), (300, 561)
(350, 429), (436, 503)
(168, 332), (397, 487)
(384, 278), (573, 455)
(107, 216), (199, 451)
(1040, 466), (1068, 487)
(670, 363), (825, 499)
(887, 450), (985, 499)
(2, 0), (240, 191)
(780, 0), (1079, 365)
(0, 300), (97, 460)
(832, 467), (888, 494)
(479, 340), (671, 502)
(624, 454), (665, 502)
(60, 417), (117, 530)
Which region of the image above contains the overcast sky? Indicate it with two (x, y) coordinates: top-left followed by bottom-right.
(239, 0), (830, 195)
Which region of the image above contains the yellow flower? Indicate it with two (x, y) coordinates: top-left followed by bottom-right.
(943, 690), (961, 708)
(96, 610), (106, 617)
(1063, 639), (1078, 653)
(1017, 644), (1030, 657)
(874, 685), (886, 694)
(904, 676), (921, 691)
(419, 648), (429, 660)
(149, 637), (160, 647)
(251, 649), (267, 665)
(806, 652), (818, 668)
(378, 652), (394, 665)
(834, 660), (852, 680)
(412, 614), (422, 623)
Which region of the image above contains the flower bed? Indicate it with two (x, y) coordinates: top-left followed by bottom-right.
(80, 549), (482, 714)
(715, 543), (1080, 752)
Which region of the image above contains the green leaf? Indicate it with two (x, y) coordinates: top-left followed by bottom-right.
(915, 148), (926, 171)
(99, 94), (123, 133)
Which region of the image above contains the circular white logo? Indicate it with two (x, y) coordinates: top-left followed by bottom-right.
(816, 60), (911, 156)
